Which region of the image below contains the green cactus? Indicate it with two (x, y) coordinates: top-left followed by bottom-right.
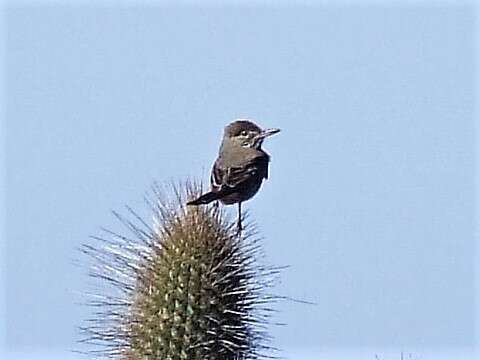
(80, 182), (280, 359)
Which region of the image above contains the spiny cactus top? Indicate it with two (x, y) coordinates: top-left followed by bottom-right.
(80, 182), (280, 360)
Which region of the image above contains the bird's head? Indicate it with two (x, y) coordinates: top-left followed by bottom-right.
(224, 119), (280, 149)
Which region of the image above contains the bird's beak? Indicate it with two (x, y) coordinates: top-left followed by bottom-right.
(258, 128), (281, 139)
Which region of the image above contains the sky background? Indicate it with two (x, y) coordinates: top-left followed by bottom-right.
(1, 1), (479, 359)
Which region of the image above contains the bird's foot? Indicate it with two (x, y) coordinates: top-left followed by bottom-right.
(236, 218), (243, 235)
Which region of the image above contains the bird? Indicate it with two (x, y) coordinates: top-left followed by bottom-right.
(187, 119), (280, 232)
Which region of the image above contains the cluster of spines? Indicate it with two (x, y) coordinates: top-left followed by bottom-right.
(79, 182), (281, 359)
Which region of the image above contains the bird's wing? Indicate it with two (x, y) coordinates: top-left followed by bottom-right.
(211, 155), (269, 191)
(210, 161), (225, 191)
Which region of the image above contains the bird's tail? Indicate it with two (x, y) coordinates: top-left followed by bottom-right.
(187, 191), (220, 206)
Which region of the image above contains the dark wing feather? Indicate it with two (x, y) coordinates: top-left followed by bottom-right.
(211, 155), (269, 191)
(210, 161), (225, 192)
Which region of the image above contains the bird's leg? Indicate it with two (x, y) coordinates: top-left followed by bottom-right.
(237, 202), (242, 234)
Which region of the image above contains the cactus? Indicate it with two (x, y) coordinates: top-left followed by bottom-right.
(80, 182), (280, 359)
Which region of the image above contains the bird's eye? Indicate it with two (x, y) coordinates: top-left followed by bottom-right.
(240, 130), (248, 136)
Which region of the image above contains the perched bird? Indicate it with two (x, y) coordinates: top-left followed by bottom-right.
(187, 119), (280, 232)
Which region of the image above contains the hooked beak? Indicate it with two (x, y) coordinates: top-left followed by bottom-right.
(258, 128), (281, 139)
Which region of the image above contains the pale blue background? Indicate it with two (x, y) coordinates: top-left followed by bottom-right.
(1, 1), (478, 359)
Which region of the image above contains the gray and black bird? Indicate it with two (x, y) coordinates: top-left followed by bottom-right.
(187, 119), (280, 232)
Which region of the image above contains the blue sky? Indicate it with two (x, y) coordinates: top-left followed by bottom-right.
(1, 1), (479, 359)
